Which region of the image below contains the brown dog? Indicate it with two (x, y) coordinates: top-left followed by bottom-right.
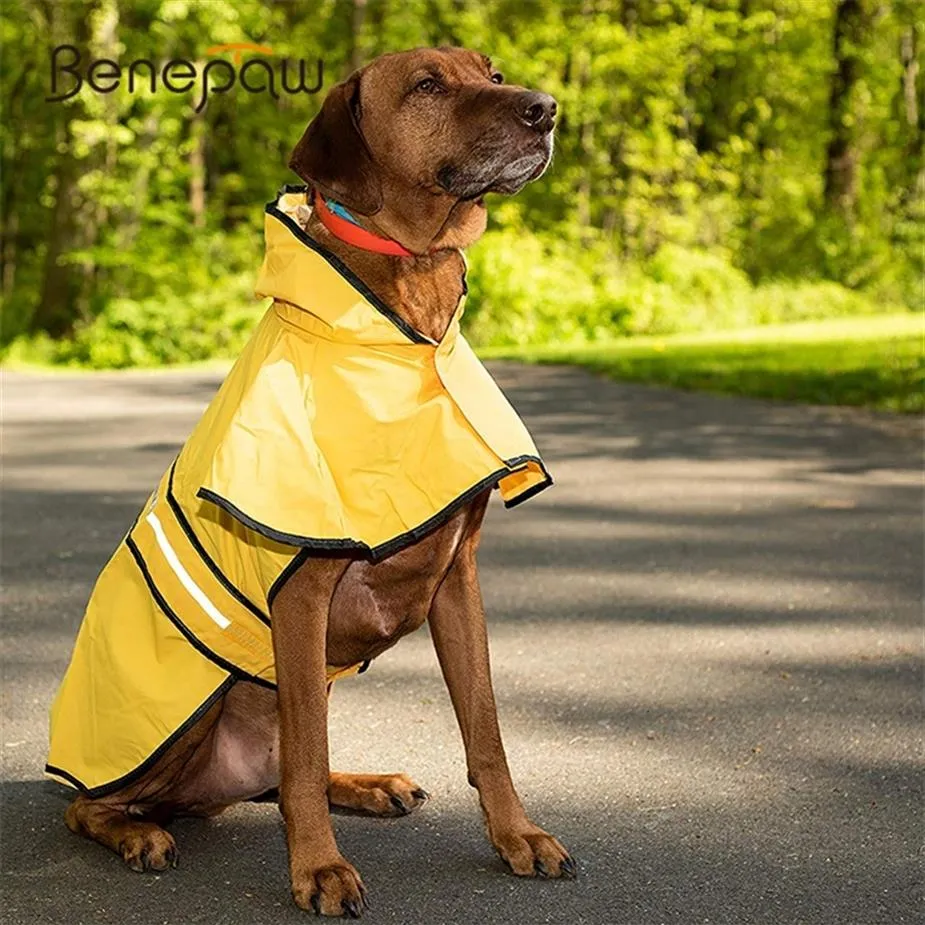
(61, 47), (572, 917)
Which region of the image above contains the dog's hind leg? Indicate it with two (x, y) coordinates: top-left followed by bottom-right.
(65, 796), (178, 872)
(61, 681), (281, 874)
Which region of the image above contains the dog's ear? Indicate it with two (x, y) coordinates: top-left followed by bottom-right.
(288, 73), (383, 216)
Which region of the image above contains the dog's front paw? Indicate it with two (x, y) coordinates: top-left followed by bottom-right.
(329, 771), (429, 817)
(492, 825), (576, 879)
(292, 857), (368, 918)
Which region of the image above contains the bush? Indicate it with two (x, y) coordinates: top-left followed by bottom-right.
(746, 280), (891, 326)
(462, 230), (601, 347)
(610, 245), (755, 336)
(462, 229), (904, 348)
(3, 274), (266, 369)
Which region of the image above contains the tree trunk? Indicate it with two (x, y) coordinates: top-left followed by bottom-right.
(1, 66), (29, 303)
(575, 1), (594, 233)
(32, 122), (79, 337)
(620, 0), (638, 33)
(2, 209), (18, 301)
(189, 109), (206, 230)
(31, 0), (96, 337)
(348, 0), (368, 74)
(899, 25), (919, 130)
(824, 0), (869, 218)
(121, 114), (158, 251)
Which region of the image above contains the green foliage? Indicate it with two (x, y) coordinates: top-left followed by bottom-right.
(5, 275), (264, 368)
(463, 231), (602, 346)
(1, 0), (922, 369)
(480, 314), (925, 413)
(615, 245), (755, 335)
(462, 229), (901, 347)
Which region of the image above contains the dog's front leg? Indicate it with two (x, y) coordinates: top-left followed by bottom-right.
(271, 557), (367, 917)
(428, 520), (576, 880)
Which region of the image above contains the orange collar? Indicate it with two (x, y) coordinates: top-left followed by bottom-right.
(312, 190), (414, 257)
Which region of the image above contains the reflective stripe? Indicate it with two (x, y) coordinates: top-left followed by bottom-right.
(145, 511), (231, 630)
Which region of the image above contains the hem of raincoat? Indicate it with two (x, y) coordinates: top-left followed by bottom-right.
(198, 454), (551, 571)
(44, 675), (236, 798)
(125, 537), (277, 691)
(267, 186), (436, 347)
(502, 473), (554, 509)
(500, 455), (554, 508)
(196, 455), (552, 564)
(504, 453), (553, 476)
(166, 461), (271, 627)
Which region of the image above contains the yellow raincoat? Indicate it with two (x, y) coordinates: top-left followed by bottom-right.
(45, 186), (551, 796)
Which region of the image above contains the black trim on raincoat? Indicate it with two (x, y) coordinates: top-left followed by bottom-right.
(45, 676), (236, 798)
(198, 454), (552, 567)
(267, 186), (437, 346)
(126, 537), (277, 691)
(166, 462), (271, 627)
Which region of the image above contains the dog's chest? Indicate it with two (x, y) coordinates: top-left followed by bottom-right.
(324, 502), (474, 665)
(391, 255), (467, 342)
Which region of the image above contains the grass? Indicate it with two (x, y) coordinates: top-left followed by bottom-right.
(478, 314), (924, 413)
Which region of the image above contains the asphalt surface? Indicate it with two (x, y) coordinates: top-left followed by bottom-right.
(1, 365), (922, 925)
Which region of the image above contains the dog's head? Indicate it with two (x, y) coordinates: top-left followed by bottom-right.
(288, 47), (557, 252)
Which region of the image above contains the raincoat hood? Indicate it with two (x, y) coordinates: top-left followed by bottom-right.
(45, 185), (551, 796)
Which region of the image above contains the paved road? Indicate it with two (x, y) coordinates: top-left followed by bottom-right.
(1, 366), (922, 925)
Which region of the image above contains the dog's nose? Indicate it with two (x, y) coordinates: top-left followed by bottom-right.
(517, 92), (557, 132)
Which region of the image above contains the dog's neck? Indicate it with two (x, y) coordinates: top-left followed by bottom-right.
(368, 191), (488, 254)
(341, 171), (488, 255)
(305, 196), (481, 343)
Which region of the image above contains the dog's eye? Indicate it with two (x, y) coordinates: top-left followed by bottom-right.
(490, 72), (504, 84)
(416, 77), (443, 93)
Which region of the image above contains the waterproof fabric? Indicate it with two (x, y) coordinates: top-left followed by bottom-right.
(45, 186), (551, 796)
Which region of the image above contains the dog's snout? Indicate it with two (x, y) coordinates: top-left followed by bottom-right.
(517, 91), (557, 132)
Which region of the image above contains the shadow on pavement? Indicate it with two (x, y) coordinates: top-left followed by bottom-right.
(1, 770), (918, 925)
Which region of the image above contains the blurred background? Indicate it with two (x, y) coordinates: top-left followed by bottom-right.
(1, 0), (922, 409)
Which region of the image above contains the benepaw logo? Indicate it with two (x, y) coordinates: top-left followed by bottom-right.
(46, 42), (324, 112)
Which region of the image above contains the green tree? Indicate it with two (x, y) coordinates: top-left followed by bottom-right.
(1, 0), (919, 364)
